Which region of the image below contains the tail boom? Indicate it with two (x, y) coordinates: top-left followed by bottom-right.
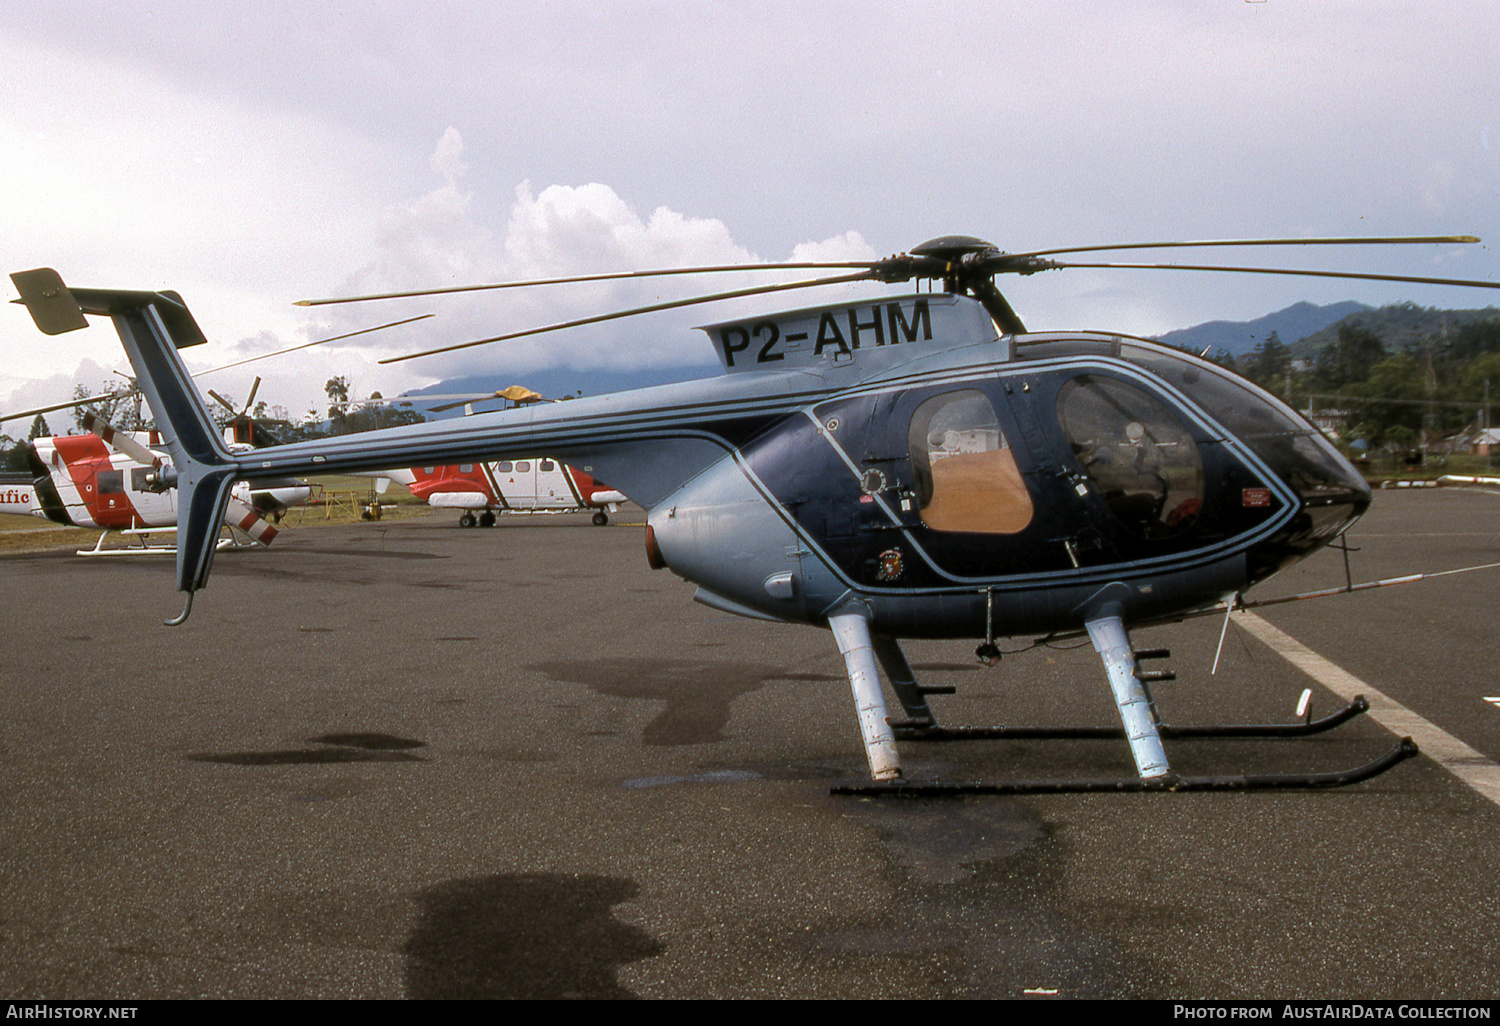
(11, 269), (236, 601)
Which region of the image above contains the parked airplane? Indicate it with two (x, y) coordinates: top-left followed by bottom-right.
(387, 458), (628, 526)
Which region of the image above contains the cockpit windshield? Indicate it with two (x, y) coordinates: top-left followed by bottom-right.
(1118, 342), (1370, 505)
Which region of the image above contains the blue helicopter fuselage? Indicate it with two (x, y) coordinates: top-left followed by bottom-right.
(644, 294), (1370, 637)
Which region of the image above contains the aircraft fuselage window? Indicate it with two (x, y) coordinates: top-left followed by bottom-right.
(1056, 375), (1204, 539)
(907, 389), (1033, 534)
(423, 467), (436, 474)
(495, 461), (513, 473)
(515, 461), (531, 472)
(459, 464), (474, 474)
(539, 460), (555, 471)
(98, 470), (124, 495)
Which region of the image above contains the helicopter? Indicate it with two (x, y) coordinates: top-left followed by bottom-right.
(11, 234), (1498, 792)
(0, 378), (309, 552)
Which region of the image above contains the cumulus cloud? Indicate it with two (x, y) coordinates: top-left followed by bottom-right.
(322, 129), (880, 381)
(430, 126), (468, 184)
(0, 359), (125, 433)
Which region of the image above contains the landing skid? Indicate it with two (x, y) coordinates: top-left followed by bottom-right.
(889, 694), (1372, 740)
(825, 611), (1420, 795)
(832, 738), (1418, 796)
(77, 525), (259, 556)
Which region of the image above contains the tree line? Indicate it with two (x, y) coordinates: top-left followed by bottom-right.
(1213, 311), (1500, 450)
(1, 375), (429, 472)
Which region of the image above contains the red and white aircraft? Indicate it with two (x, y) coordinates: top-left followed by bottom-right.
(0, 473), (37, 516)
(1, 416), (308, 551)
(387, 458), (628, 527)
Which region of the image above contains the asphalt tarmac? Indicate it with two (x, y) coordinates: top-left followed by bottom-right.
(1, 490), (1497, 999)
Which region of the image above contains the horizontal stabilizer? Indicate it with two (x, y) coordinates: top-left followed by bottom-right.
(9, 268), (209, 348)
(9, 268), (88, 335)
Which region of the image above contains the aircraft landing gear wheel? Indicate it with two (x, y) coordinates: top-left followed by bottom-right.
(592, 511), (609, 526)
(479, 512), (496, 528)
(459, 513), (477, 528)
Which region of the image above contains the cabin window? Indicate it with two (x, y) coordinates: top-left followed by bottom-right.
(459, 464), (474, 474)
(907, 390), (1033, 534)
(495, 461), (513, 473)
(1056, 375), (1204, 538)
(98, 470), (124, 495)
(515, 461), (531, 472)
(539, 460), (555, 471)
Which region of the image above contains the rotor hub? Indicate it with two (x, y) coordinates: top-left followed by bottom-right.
(909, 236), (1000, 262)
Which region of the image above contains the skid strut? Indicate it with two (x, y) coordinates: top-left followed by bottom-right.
(1088, 614), (1172, 779)
(828, 613), (902, 781)
(828, 614), (1419, 794)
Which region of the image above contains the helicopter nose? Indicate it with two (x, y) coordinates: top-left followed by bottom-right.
(1278, 430), (1371, 521)
(1247, 430), (1372, 582)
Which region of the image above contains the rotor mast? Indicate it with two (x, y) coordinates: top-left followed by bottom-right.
(900, 236), (1039, 336)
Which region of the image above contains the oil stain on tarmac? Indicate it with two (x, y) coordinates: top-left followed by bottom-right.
(404, 874), (664, 999)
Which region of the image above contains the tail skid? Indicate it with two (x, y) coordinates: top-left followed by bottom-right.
(10, 269), (238, 618)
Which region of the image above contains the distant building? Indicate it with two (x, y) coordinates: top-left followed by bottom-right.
(1449, 427), (1500, 455)
(1301, 400), (1350, 441)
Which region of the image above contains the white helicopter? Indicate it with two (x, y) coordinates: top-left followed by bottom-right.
(11, 235), (1498, 791)
(0, 399), (304, 553)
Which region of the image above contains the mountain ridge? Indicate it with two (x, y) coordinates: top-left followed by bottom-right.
(1153, 301), (1371, 358)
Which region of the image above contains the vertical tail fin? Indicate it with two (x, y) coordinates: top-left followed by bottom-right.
(11, 269), (238, 619)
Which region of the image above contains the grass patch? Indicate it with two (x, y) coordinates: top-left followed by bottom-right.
(0, 479), (433, 554)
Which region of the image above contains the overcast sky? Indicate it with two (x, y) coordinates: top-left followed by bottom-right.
(2, 1), (1497, 427)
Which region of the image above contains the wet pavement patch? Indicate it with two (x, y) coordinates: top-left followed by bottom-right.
(804, 799), (1170, 997)
(530, 658), (766, 745)
(621, 768), (762, 788)
(310, 732), (424, 750)
(841, 797), (1046, 884)
(186, 732), (428, 765)
(404, 873), (663, 999)
(529, 657), (841, 746)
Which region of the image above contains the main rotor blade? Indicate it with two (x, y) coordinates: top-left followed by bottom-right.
(378, 270), (876, 365)
(297, 262), (879, 307)
(199, 313), (436, 375)
(1008, 235), (1481, 259)
(425, 386), (551, 413)
(1045, 260), (1500, 290)
(0, 389), (137, 424)
(1240, 560), (1500, 610)
(78, 411), (157, 466)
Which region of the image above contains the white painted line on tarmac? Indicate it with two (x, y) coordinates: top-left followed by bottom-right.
(1236, 611), (1500, 807)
